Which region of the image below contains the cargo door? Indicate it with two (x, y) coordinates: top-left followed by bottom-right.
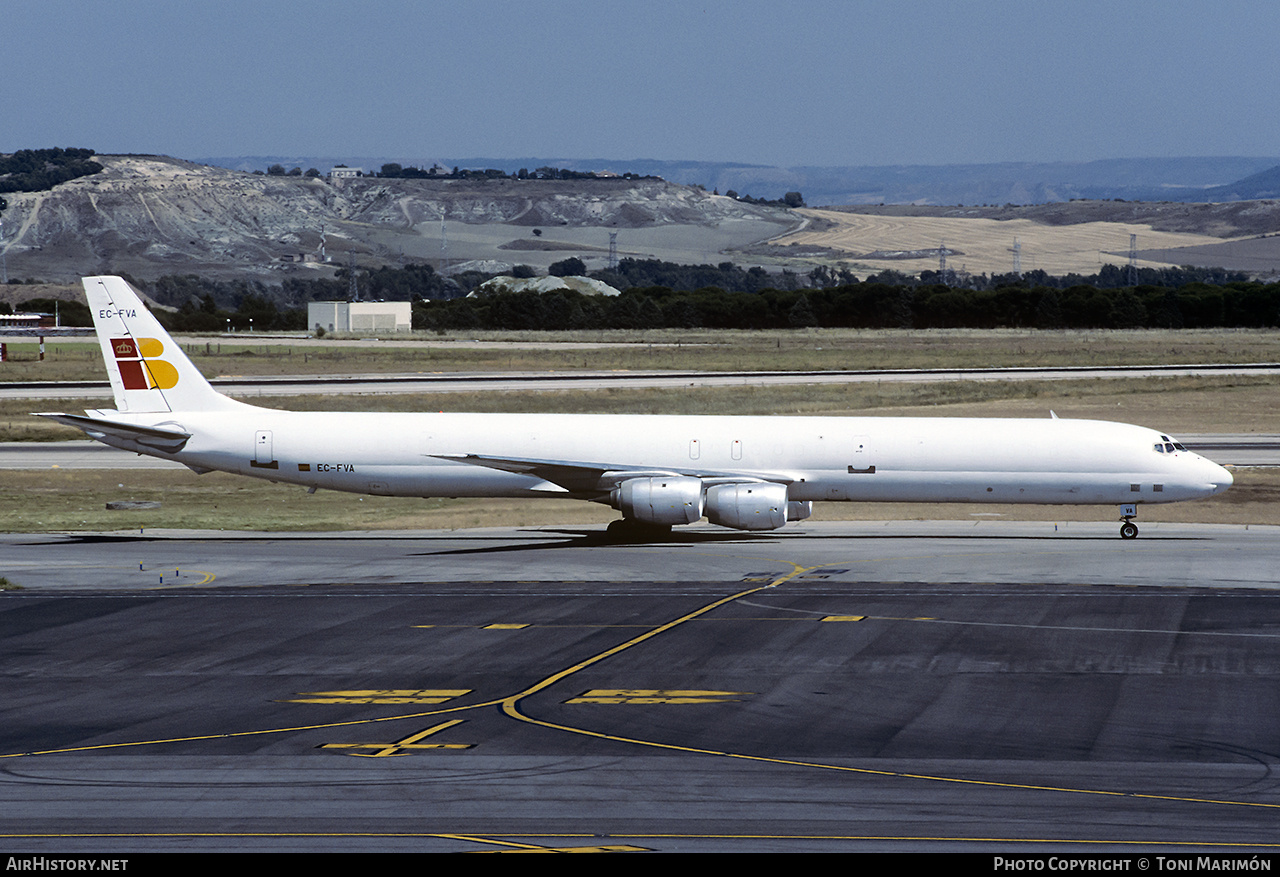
(252, 429), (277, 469)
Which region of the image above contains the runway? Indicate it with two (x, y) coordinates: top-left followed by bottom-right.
(2, 522), (1280, 852)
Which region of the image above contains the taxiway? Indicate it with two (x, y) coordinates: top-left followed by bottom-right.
(2, 522), (1279, 852)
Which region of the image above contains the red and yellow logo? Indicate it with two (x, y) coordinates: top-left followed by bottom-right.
(111, 337), (178, 390)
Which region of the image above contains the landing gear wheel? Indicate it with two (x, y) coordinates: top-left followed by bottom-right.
(1120, 521), (1139, 540)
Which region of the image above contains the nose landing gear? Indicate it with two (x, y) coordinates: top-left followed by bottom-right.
(1119, 503), (1139, 540)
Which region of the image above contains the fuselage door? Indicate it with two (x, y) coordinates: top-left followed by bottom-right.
(254, 430), (275, 466)
(848, 434), (874, 474)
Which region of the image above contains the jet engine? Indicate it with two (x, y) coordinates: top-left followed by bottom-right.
(614, 476), (704, 525)
(704, 482), (791, 531)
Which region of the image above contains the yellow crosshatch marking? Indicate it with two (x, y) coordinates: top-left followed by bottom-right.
(283, 689), (471, 704)
(566, 689), (750, 704)
(484, 623), (529, 629)
(821, 615), (866, 622)
(319, 719), (473, 757)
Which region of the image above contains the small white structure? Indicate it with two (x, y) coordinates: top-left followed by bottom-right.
(308, 301), (412, 334)
(328, 167), (363, 180)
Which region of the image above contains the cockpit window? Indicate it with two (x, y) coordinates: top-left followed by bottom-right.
(1154, 443), (1165, 453)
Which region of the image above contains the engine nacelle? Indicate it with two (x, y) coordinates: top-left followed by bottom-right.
(614, 476), (704, 525)
(704, 482), (790, 531)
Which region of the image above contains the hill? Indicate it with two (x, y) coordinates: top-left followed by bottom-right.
(817, 200), (1280, 239)
(7, 153), (1280, 286)
(0, 155), (797, 283)
(1201, 165), (1280, 201)
(771, 200), (1280, 278)
(201, 155), (1280, 206)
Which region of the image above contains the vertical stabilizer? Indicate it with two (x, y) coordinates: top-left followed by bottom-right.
(84, 276), (238, 413)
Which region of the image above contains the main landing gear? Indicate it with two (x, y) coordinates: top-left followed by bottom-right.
(1119, 503), (1139, 540)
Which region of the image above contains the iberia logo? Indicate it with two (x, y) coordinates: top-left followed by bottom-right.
(110, 337), (179, 390)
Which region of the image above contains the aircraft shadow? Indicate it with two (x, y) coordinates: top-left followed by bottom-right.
(13, 528), (1209, 553)
(409, 527), (782, 557)
(407, 527), (1209, 557)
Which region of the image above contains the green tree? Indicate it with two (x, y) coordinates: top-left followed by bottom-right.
(788, 293), (818, 327)
(549, 257), (586, 277)
(1111, 290), (1147, 328)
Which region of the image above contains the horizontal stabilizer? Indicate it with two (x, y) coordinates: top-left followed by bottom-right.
(35, 413), (191, 452)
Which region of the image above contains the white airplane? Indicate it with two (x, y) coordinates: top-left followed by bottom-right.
(40, 276), (1232, 539)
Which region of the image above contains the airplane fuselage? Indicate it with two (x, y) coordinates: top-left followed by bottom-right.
(91, 406), (1230, 506)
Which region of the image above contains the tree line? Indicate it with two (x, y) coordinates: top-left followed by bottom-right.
(373, 163), (661, 182)
(32, 262), (1280, 333)
(0, 148), (103, 206)
(413, 281), (1280, 331)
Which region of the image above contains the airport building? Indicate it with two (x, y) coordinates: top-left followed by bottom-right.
(307, 301), (412, 334)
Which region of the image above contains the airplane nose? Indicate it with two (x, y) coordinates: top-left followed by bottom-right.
(1199, 458), (1233, 495)
(1212, 463), (1234, 495)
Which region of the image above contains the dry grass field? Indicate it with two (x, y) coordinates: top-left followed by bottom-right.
(5, 327), (1280, 384)
(780, 208), (1250, 276)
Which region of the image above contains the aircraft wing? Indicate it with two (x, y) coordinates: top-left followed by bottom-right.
(34, 413), (192, 452)
(432, 453), (788, 495)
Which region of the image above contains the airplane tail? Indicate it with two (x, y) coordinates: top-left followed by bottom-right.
(83, 275), (240, 413)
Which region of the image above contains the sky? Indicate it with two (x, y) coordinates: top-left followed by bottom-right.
(5, 0), (1278, 168)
